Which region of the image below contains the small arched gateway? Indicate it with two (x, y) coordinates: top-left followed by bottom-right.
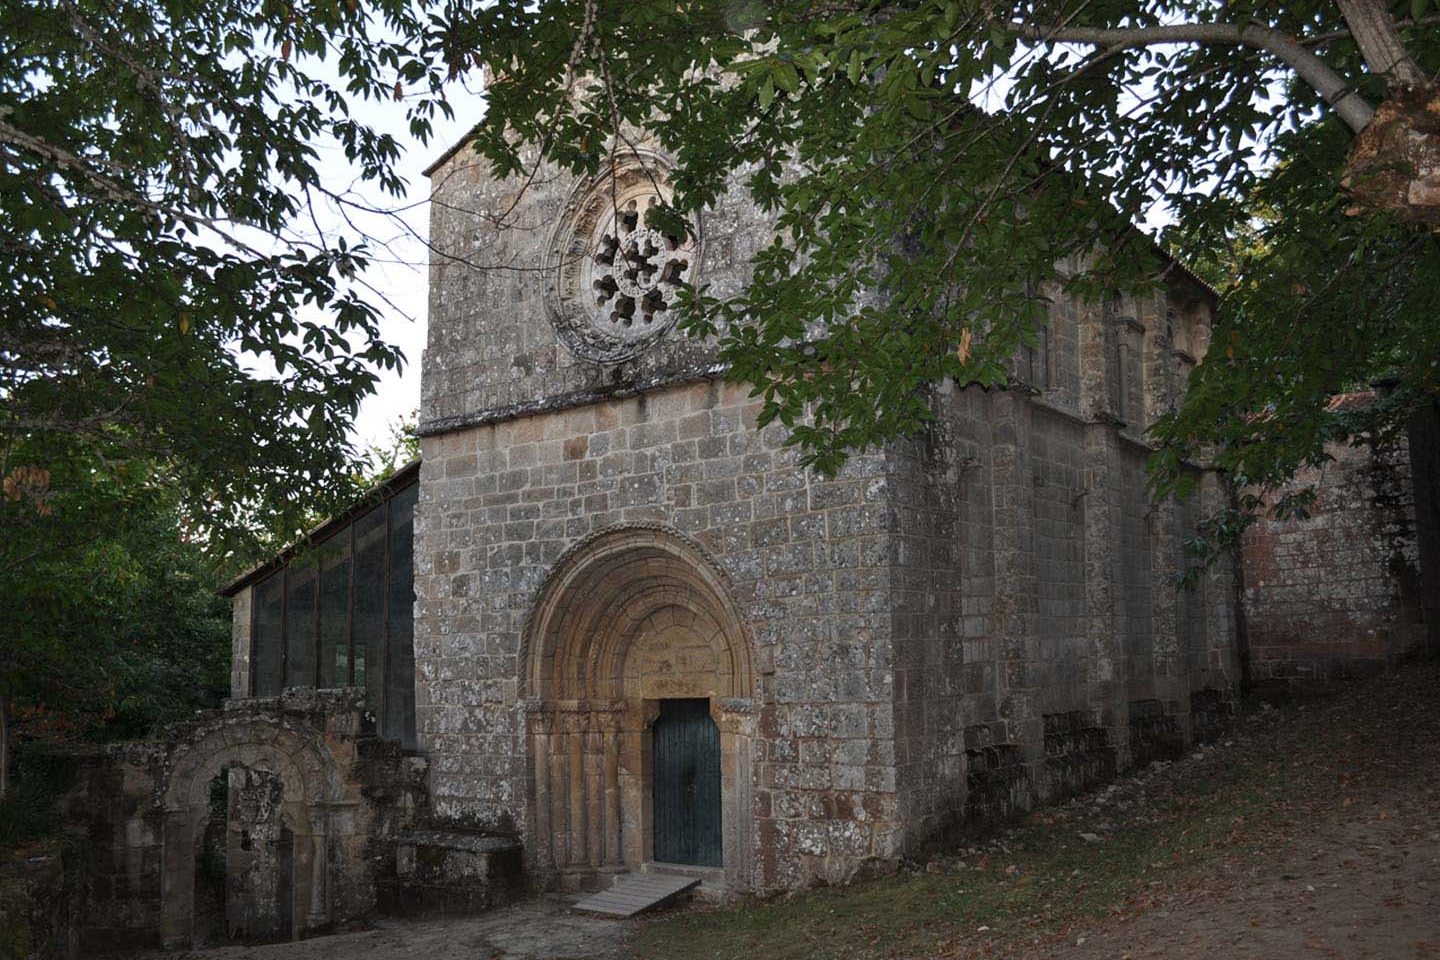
(522, 525), (758, 893)
(155, 712), (353, 948)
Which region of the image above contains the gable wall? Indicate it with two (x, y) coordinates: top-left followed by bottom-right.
(422, 144), (762, 435)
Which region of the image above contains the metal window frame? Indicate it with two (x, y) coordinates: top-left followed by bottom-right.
(242, 477), (414, 744)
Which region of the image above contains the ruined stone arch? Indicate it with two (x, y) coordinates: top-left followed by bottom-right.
(521, 524), (758, 892)
(156, 716), (351, 947)
(164, 723), (341, 811)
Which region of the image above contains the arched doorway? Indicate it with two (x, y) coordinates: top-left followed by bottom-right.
(523, 526), (757, 892)
(157, 720), (343, 948)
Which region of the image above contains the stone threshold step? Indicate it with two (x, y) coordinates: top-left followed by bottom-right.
(572, 873), (701, 918)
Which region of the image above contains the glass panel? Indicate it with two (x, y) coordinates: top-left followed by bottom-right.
(252, 573), (285, 696)
(284, 563), (317, 688)
(383, 484), (418, 748)
(317, 531), (352, 688)
(352, 503), (388, 712)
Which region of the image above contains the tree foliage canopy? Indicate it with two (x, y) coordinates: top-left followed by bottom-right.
(2, 0), (449, 558)
(432, 0), (1439, 489)
(0, 436), (230, 747)
(5, 0), (1438, 530)
(4, 1), (1439, 663)
(4, 0), (446, 791)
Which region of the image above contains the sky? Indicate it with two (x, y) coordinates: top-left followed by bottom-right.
(296, 75), (487, 455)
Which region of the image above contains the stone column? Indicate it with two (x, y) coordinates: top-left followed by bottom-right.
(1078, 301), (1131, 766)
(990, 390), (1040, 758)
(599, 709), (623, 868)
(305, 805), (331, 934)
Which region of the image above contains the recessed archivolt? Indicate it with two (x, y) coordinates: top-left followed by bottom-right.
(523, 524), (753, 702)
(162, 719), (344, 814)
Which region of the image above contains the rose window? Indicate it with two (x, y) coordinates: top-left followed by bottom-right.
(587, 195), (691, 335)
(546, 155), (702, 363)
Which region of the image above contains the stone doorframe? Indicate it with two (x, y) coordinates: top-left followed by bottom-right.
(156, 720), (347, 948)
(521, 525), (758, 893)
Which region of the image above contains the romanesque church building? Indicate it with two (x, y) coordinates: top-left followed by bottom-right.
(89, 133), (1440, 949)
(406, 141), (1238, 894)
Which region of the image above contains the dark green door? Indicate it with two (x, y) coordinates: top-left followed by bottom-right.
(652, 699), (722, 867)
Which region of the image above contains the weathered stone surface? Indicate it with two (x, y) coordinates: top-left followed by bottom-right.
(1239, 398), (1429, 685)
(381, 829), (524, 915)
(413, 147), (1239, 894)
(59, 690), (433, 950)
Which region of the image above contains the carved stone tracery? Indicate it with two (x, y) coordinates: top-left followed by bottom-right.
(546, 153), (700, 363)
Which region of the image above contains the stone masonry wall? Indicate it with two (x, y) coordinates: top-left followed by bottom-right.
(417, 141), (1239, 890)
(1240, 422), (1427, 683)
(414, 380), (905, 891)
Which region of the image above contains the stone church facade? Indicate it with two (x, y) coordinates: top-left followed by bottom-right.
(57, 138), (1261, 952)
(411, 142), (1238, 894)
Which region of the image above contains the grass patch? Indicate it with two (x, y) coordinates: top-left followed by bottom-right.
(627, 668), (1438, 960)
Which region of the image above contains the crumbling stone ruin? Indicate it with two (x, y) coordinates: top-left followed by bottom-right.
(1238, 393), (1437, 685)
(52, 137), (1434, 950)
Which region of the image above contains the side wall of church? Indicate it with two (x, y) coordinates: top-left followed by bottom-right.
(886, 278), (1239, 841)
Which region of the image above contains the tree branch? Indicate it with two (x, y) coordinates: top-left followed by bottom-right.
(1335, 0), (1429, 88)
(1007, 20), (1376, 132)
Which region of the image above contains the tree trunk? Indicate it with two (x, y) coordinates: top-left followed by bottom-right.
(1343, 84), (1440, 227)
(1336, 0), (1440, 227)
(1336, 0), (1429, 88)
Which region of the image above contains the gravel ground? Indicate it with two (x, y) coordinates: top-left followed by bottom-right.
(104, 895), (631, 960)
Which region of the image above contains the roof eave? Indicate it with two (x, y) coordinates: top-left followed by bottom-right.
(219, 459), (422, 598)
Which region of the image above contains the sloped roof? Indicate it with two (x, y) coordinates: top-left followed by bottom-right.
(220, 459), (421, 597)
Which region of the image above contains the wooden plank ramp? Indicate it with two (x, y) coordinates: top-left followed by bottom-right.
(573, 873), (701, 918)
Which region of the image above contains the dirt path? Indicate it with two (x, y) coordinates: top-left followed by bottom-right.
(1012, 687), (1440, 960)
(1022, 792), (1440, 960)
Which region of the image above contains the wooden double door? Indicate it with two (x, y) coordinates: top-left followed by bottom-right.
(651, 699), (722, 867)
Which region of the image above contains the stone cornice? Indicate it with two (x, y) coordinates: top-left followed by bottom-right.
(417, 361), (728, 438)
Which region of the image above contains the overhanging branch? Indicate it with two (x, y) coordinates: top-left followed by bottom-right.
(1007, 20), (1376, 132)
